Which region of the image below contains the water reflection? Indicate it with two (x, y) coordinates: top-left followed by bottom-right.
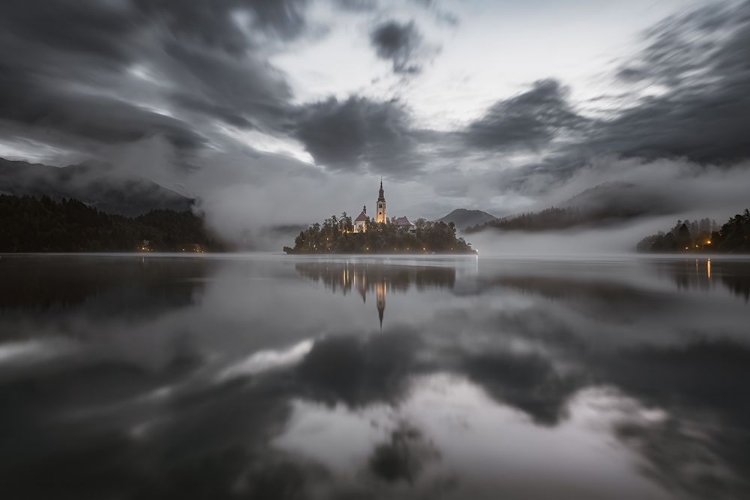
(0, 255), (210, 320)
(0, 254), (749, 499)
(651, 257), (750, 301)
(295, 261), (456, 328)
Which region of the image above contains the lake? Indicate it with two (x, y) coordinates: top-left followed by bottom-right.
(1, 253), (749, 499)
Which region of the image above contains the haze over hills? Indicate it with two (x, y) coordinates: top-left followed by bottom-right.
(0, 158), (193, 216)
(437, 209), (497, 230)
(468, 182), (679, 233)
(560, 181), (675, 217)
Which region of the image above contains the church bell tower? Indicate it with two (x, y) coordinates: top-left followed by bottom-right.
(376, 178), (387, 224)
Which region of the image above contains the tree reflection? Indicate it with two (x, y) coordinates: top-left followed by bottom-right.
(0, 256), (211, 337)
(652, 258), (750, 301)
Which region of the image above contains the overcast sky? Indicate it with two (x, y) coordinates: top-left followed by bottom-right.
(1, 0), (749, 233)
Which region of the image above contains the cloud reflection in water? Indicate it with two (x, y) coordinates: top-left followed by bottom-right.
(0, 254), (748, 499)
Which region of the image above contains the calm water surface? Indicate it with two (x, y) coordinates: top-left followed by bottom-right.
(1, 253), (749, 499)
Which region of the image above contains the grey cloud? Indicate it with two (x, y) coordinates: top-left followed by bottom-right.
(488, 2), (750, 197)
(466, 79), (586, 152)
(131, 0), (311, 53)
(617, 1), (744, 88)
(588, 1), (750, 163)
(335, 0), (379, 11)
(162, 42), (294, 131)
(0, 68), (205, 151)
(293, 96), (422, 176)
(370, 21), (425, 74)
(0, 0), (306, 159)
(410, 0), (459, 26)
(0, 0), (138, 65)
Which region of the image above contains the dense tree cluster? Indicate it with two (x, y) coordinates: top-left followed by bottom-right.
(0, 195), (225, 252)
(285, 214), (475, 254)
(637, 211), (750, 253)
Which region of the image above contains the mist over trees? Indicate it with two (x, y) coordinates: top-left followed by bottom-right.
(466, 205), (656, 233)
(637, 211), (750, 253)
(0, 195), (225, 252)
(286, 214), (475, 254)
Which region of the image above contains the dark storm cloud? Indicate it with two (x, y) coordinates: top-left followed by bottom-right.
(0, 0), (307, 157)
(131, 0), (311, 52)
(293, 96), (422, 175)
(0, 67), (205, 150)
(370, 20), (425, 74)
(162, 42), (293, 130)
(477, 1), (750, 201)
(0, 1), (136, 65)
(466, 79), (586, 152)
(586, 1), (750, 163)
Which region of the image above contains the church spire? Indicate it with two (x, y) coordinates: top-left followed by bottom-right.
(376, 177), (387, 223)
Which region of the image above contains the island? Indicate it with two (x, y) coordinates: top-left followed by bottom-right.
(284, 180), (476, 255)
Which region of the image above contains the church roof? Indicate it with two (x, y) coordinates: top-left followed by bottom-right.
(394, 216), (414, 226)
(355, 207), (368, 222)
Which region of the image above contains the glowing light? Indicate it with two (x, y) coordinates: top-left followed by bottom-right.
(707, 259), (711, 280)
(707, 240), (712, 244)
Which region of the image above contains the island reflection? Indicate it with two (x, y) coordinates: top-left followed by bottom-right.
(295, 261), (456, 328)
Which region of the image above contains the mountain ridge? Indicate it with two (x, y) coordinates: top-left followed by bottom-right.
(0, 158), (193, 216)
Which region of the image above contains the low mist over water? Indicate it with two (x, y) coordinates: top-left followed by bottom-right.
(1, 254), (749, 499)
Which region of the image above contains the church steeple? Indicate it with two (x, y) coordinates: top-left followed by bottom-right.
(376, 177), (387, 223)
(375, 279), (386, 329)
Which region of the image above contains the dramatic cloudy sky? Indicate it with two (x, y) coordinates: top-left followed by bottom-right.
(2, 0), (750, 237)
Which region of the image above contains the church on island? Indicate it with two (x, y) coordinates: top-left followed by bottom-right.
(353, 179), (416, 233)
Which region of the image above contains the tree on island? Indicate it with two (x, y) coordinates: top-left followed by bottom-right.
(285, 214), (475, 254)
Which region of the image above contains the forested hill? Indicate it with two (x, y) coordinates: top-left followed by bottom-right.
(637, 210), (750, 253)
(466, 206), (641, 232)
(467, 182), (673, 233)
(0, 158), (193, 216)
(0, 195), (226, 252)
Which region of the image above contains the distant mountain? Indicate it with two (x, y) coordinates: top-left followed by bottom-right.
(437, 209), (497, 230)
(0, 158), (193, 216)
(468, 182), (677, 233)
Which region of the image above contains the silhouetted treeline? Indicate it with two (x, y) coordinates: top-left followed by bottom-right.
(466, 206), (646, 233)
(637, 211), (750, 253)
(0, 195), (226, 252)
(285, 214), (475, 254)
